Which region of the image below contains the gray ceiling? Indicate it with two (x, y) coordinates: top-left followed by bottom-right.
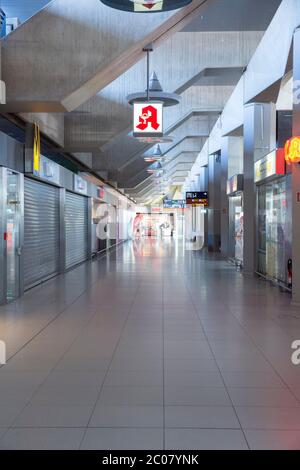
(1, 0), (281, 28)
(182, 0), (282, 32)
(0, 0), (282, 203)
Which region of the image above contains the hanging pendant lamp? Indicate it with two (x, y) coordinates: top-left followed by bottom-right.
(147, 161), (163, 174)
(143, 144), (165, 163)
(100, 1), (192, 13)
(130, 46), (178, 144)
(128, 71), (180, 108)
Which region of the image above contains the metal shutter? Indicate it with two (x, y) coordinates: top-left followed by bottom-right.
(24, 178), (60, 290)
(65, 192), (88, 269)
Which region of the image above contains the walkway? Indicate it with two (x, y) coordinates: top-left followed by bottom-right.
(0, 239), (300, 450)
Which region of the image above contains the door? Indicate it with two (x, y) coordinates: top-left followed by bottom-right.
(24, 178), (60, 290)
(65, 191), (88, 269)
(0, 168), (23, 304)
(265, 178), (288, 283)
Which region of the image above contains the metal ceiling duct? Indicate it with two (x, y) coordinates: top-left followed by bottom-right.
(100, 1), (192, 13)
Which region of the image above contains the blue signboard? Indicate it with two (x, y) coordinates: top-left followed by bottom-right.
(163, 199), (186, 209)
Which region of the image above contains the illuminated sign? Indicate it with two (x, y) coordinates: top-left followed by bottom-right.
(284, 137), (300, 164)
(40, 156), (60, 185)
(227, 174), (244, 196)
(186, 192), (209, 206)
(134, 2), (163, 11)
(163, 199), (186, 209)
(33, 124), (41, 176)
(254, 149), (285, 183)
(97, 187), (105, 200)
(74, 174), (88, 195)
(133, 102), (163, 137)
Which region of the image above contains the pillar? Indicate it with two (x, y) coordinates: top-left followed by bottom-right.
(220, 138), (229, 257)
(199, 166), (208, 247)
(208, 152), (221, 252)
(291, 28), (300, 305)
(243, 102), (276, 275)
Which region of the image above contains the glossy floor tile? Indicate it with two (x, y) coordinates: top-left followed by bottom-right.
(0, 239), (300, 449)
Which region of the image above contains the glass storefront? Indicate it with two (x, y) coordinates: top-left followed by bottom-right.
(228, 194), (244, 265)
(257, 175), (292, 285)
(0, 167), (23, 305)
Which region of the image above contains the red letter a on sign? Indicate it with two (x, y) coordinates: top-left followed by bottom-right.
(136, 105), (160, 131)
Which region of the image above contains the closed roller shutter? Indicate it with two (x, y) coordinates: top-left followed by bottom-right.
(65, 191), (88, 269)
(24, 178), (60, 290)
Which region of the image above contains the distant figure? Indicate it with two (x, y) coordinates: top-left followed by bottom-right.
(133, 213), (143, 239)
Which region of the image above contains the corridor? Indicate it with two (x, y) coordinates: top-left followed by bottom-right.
(0, 239), (300, 450)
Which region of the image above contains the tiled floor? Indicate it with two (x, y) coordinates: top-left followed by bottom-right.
(0, 238), (300, 450)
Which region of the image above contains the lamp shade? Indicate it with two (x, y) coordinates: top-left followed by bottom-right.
(144, 144), (164, 163)
(147, 161), (163, 173)
(100, 0), (192, 13)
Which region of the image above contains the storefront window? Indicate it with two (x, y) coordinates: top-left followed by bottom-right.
(229, 195), (243, 263)
(257, 175), (292, 285)
(257, 185), (267, 276)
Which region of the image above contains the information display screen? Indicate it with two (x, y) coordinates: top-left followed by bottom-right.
(186, 192), (209, 206)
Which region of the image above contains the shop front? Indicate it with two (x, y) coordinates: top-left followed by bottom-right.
(255, 149), (291, 287)
(24, 177), (61, 289)
(0, 167), (24, 304)
(92, 194), (107, 255)
(227, 174), (244, 266)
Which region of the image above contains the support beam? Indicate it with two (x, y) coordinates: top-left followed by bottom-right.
(291, 27), (300, 305)
(220, 137), (229, 257)
(208, 152), (221, 252)
(243, 102), (276, 275)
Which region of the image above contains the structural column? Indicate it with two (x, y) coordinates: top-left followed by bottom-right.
(199, 166), (208, 247)
(243, 102), (276, 275)
(208, 153), (221, 252)
(220, 137), (229, 257)
(291, 28), (300, 305)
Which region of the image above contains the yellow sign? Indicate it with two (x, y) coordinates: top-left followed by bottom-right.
(33, 124), (41, 175)
(254, 149), (285, 182)
(255, 151), (276, 182)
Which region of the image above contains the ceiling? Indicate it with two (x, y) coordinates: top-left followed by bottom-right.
(0, 0), (282, 204)
(182, 0), (281, 32)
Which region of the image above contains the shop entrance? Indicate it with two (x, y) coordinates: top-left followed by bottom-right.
(0, 167), (24, 304)
(257, 175), (292, 285)
(228, 194), (244, 265)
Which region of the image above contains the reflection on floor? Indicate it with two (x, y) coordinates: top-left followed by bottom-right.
(0, 239), (300, 450)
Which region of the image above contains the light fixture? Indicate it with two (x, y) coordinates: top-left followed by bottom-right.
(135, 135), (174, 144)
(129, 45), (180, 143)
(100, 1), (192, 13)
(128, 71), (181, 107)
(143, 144), (165, 163)
(154, 169), (165, 178)
(144, 155), (157, 163)
(147, 161), (163, 174)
